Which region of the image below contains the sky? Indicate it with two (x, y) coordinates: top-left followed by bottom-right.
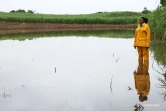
(0, 0), (160, 14)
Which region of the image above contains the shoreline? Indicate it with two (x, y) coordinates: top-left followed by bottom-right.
(0, 22), (136, 35)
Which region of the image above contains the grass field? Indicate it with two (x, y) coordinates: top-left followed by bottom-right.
(0, 11), (144, 24)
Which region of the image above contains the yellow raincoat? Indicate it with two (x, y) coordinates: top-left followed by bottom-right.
(134, 62), (150, 97)
(134, 23), (151, 47)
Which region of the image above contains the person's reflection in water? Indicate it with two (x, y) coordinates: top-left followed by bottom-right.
(134, 60), (150, 102)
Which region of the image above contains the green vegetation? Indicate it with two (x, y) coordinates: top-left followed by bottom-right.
(27, 10), (34, 14)
(0, 30), (134, 41)
(10, 9), (34, 14)
(161, 0), (166, 6)
(150, 42), (166, 66)
(149, 7), (166, 41)
(157, 74), (166, 101)
(141, 7), (151, 14)
(0, 11), (143, 24)
(0, 6), (165, 41)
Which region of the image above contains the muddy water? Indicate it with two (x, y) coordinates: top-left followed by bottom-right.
(0, 36), (166, 111)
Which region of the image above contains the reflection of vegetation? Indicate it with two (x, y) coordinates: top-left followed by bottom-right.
(0, 30), (134, 41)
(0, 92), (12, 98)
(110, 75), (113, 94)
(150, 43), (166, 66)
(157, 77), (166, 101)
(156, 66), (166, 101)
(0, 88), (12, 101)
(150, 41), (166, 101)
(154, 65), (166, 80)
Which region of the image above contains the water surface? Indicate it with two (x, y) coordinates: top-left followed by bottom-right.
(0, 34), (166, 111)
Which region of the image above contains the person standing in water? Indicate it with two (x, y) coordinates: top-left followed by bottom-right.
(134, 17), (151, 64)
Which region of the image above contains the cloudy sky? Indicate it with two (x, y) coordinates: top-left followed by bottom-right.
(0, 0), (160, 14)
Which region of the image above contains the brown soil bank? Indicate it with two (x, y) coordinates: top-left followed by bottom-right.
(0, 22), (136, 35)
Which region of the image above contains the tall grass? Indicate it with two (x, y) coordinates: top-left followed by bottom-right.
(149, 7), (166, 41)
(0, 11), (143, 24)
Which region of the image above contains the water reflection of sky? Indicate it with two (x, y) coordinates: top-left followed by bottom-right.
(0, 37), (165, 111)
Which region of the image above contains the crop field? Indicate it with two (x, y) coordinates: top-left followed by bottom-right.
(0, 11), (144, 24)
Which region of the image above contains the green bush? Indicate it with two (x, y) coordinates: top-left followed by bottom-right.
(10, 10), (15, 13)
(16, 9), (26, 13)
(149, 7), (166, 41)
(161, 0), (166, 6)
(27, 10), (34, 14)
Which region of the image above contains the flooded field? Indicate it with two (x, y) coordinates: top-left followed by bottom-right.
(0, 31), (166, 111)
